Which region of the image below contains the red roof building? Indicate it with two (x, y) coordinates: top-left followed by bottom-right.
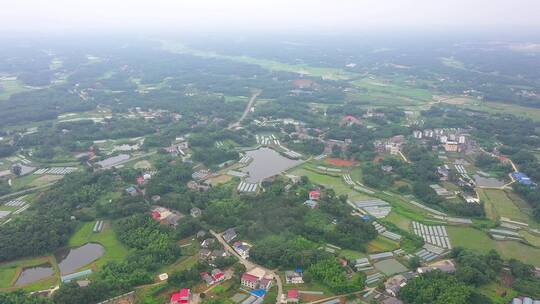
(170, 288), (191, 304)
(309, 190), (321, 201)
(343, 115), (361, 125)
(151, 211), (161, 220)
(212, 269), (225, 282)
(287, 289), (299, 300)
(241, 273), (260, 289)
(136, 176), (145, 185)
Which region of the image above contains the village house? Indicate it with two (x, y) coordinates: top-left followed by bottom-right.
(209, 250), (230, 263)
(381, 165), (393, 173)
(187, 180), (211, 192)
(417, 259), (456, 274)
(223, 228), (238, 243)
(200, 269), (225, 286)
(303, 199), (318, 209)
(382, 297), (403, 304)
(201, 238), (216, 248)
(190, 207), (202, 218)
(196, 230), (206, 239)
(341, 115), (362, 126)
(233, 241), (252, 259)
(286, 290), (299, 303)
(199, 249), (212, 260)
(241, 268), (274, 290)
(151, 206), (184, 227)
(385, 274), (408, 297)
(443, 141), (459, 152)
(201, 272), (214, 285)
(284, 271), (304, 284)
(170, 288), (191, 304)
(212, 269), (225, 283)
(309, 190), (321, 200)
(241, 273), (260, 289)
(125, 186), (138, 196)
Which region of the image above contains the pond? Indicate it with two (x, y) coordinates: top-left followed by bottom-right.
(15, 264), (54, 286)
(56, 243), (104, 275)
(241, 147), (302, 183)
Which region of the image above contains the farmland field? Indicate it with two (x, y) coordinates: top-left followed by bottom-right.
(0, 78), (31, 100)
(447, 226), (540, 266)
(479, 188), (534, 225)
(68, 221), (129, 269)
(0, 256), (58, 290)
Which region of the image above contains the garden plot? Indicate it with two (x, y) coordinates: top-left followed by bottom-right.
(489, 228), (523, 241)
(256, 134), (275, 146)
(373, 258), (408, 276)
(313, 154), (327, 160)
(237, 181), (258, 193)
(34, 167), (77, 175)
(414, 244), (446, 262)
(343, 174), (354, 186)
(315, 166), (341, 173)
(354, 199), (392, 219)
(412, 221), (451, 249)
(4, 199), (26, 207)
(238, 155), (252, 165)
(372, 222), (402, 241)
(365, 272), (384, 285)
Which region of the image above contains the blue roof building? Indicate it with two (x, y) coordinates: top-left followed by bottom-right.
(61, 269), (92, 283)
(512, 172), (535, 186)
(250, 289), (266, 298)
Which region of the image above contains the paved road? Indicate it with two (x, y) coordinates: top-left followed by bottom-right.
(228, 90), (261, 129)
(0, 182), (57, 201)
(210, 230), (284, 304)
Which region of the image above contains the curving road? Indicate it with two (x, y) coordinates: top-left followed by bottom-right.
(210, 229), (283, 304)
(228, 90), (261, 129)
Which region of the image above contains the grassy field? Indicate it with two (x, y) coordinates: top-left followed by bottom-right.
(479, 189), (534, 225)
(289, 166), (372, 201)
(350, 78), (433, 105)
(0, 78), (31, 100)
(447, 226), (540, 266)
(366, 236), (400, 253)
(460, 100), (540, 122)
(385, 212), (412, 231)
(68, 221), (129, 269)
(0, 256), (57, 290)
(478, 282), (519, 304)
(339, 249), (367, 260)
(161, 41), (356, 81)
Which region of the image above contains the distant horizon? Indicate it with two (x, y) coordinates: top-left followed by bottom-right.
(1, 0), (540, 36)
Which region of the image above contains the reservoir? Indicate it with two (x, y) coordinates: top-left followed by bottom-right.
(56, 243), (104, 275)
(15, 264), (54, 286)
(241, 147), (302, 183)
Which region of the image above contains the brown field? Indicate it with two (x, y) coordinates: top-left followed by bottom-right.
(208, 174), (232, 185)
(325, 158), (356, 167)
(29, 175), (63, 187)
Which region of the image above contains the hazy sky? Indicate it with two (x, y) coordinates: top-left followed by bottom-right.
(2, 0), (540, 33)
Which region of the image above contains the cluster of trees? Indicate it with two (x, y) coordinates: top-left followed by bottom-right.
(0, 291), (51, 304)
(508, 259), (540, 298)
(401, 248), (540, 303)
(0, 171), (116, 262)
(361, 162), (394, 189)
(54, 215), (182, 304)
(399, 271), (485, 304)
(250, 235), (330, 269)
(285, 138), (325, 156)
(304, 258), (363, 293)
(474, 154), (512, 179)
